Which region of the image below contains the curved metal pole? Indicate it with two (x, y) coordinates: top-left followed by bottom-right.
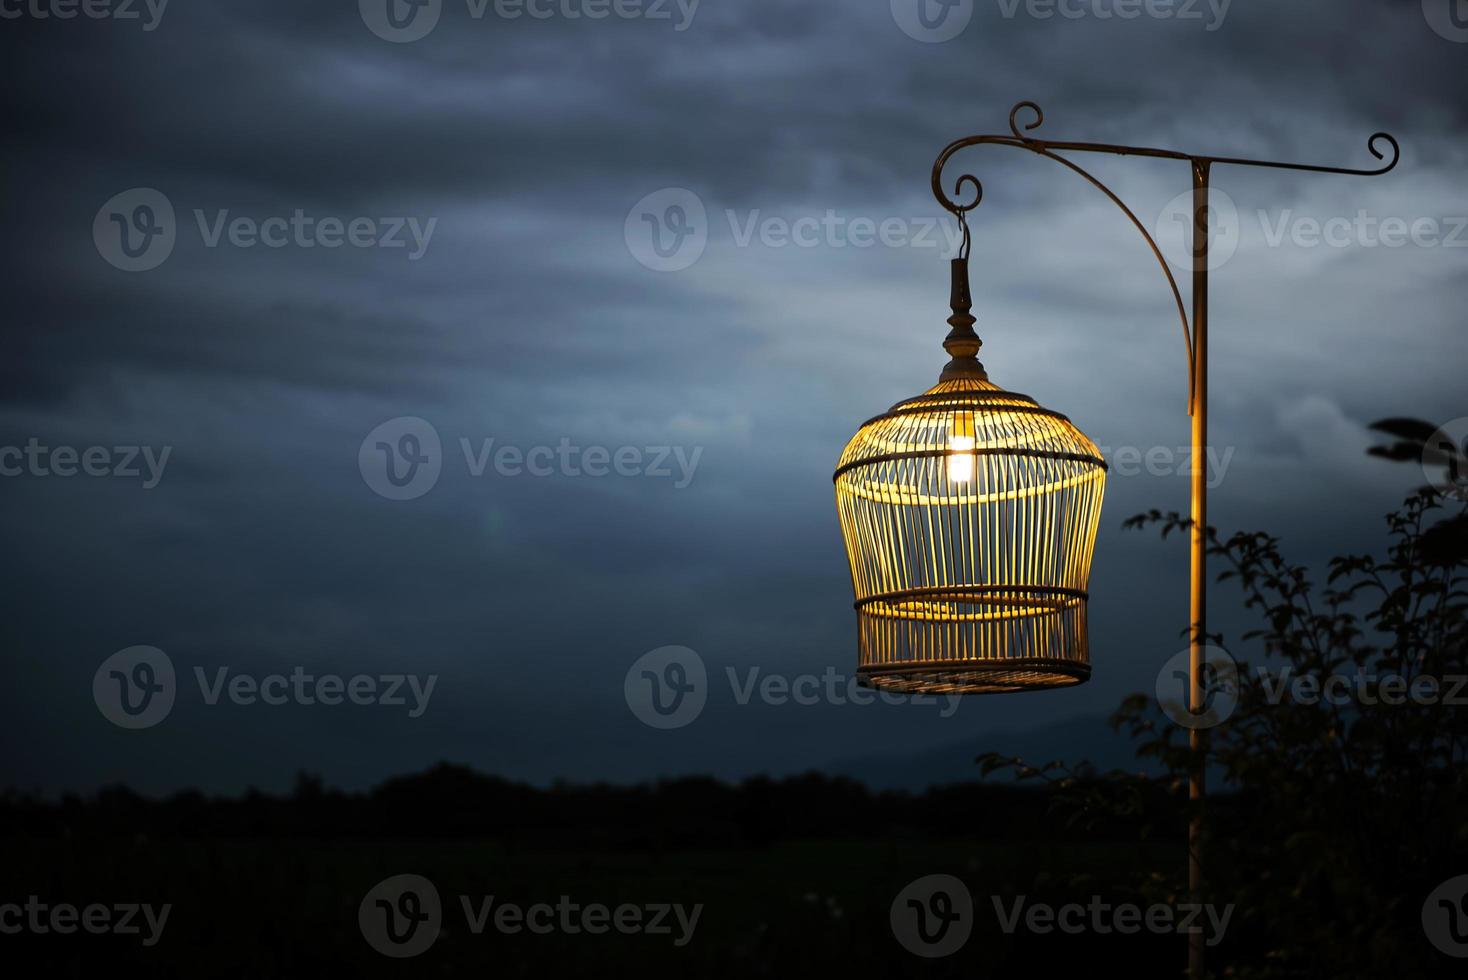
(933, 135), (1196, 412)
(931, 102), (1399, 980)
(976, 138), (1198, 412)
(931, 100), (1400, 415)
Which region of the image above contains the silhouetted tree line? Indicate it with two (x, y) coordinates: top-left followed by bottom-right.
(0, 765), (1183, 848)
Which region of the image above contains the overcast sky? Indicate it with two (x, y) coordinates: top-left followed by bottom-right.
(1, 0), (1464, 795)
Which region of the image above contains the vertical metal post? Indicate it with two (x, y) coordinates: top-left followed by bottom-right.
(923, 101), (1398, 980)
(1188, 158), (1210, 980)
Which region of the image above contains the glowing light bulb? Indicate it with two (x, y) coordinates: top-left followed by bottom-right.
(948, 415), (976, 484)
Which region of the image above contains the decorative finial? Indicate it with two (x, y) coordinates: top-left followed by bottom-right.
(940, 256), (987, 380)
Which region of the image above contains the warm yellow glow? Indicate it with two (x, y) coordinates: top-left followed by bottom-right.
(948, 414), (976, 483)
(833, 376), (1107, 694)
(947, 434), (975, 482)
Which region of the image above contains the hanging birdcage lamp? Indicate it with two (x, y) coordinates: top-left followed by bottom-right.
(834, 247), (1107, 694)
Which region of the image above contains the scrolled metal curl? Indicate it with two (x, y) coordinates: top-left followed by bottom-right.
(1364, 132), (1400, 173)
(1008, 100), (1044, 138)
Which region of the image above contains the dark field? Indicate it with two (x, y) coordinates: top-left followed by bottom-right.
(4, 838), (1188, 977)
(1, 771), (1189, 976)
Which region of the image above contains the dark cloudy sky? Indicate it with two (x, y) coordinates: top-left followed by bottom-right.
(1, 0), (1464, 795)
